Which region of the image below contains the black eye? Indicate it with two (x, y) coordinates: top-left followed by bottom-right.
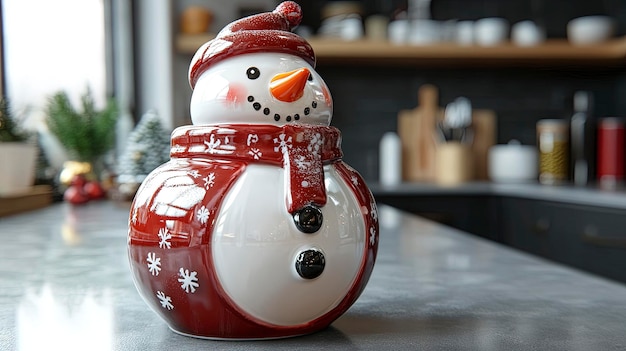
(307, 73), (313, 81)
(247, 67), (260, 80)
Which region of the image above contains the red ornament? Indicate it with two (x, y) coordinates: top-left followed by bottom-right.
(64, 185), (90, 204)
(70, 174), (88, 187)
(84, 180), (105, 200)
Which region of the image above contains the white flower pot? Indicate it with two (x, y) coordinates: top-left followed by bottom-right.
(0, 143), (37, 196)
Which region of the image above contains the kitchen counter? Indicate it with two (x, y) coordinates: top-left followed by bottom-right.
(370, 181), (626, 210)
(2, 201), (626, 350)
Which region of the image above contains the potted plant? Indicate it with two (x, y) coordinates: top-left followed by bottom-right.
(45, 88), (118, 186)
(0, 98), (37, 196)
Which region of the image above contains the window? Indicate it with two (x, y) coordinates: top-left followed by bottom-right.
(1, 0), (108, 166)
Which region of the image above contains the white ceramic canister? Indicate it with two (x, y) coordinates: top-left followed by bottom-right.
(488, 140), (538, 182)
(379, 131), (402, 186)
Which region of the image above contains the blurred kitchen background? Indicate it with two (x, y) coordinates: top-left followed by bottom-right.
(3, 1), (626, 282)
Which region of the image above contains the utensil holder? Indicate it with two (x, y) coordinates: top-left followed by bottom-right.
(436, 142), (473, 185)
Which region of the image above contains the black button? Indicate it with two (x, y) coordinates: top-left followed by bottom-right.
(295, 249), (325, 279)
(293, 205), (323, 233)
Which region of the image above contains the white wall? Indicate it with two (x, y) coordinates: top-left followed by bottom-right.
(135, 0), (174, 131)
(136, 0), (280, 129)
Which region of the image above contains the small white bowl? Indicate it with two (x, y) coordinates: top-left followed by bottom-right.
(456, 20), (475, 46)
(567, 15), (616, 45)
(474, 17), (509, 46)
(511, 20), (545, 47)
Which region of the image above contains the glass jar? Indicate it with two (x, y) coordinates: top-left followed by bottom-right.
(537, 119), (569, 185)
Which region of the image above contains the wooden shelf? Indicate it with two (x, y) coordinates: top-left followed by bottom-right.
(0, 185), (53, 217)
(176, 33), (626, 67)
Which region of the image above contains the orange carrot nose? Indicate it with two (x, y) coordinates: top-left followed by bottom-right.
(269, 68), (310, 102)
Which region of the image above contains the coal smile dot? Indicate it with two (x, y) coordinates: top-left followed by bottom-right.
(247, 96), (318, 122)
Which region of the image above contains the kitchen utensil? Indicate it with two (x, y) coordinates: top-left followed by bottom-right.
(436, 141), (473, 185)
(442, 97), (472, 143)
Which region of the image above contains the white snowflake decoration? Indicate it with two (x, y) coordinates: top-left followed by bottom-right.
(204, 134), (221, 153)
(131, 210), (138, 224)
(307, 133), (323, 157)
(158, 227), (172, 249)
(188, 170), (200, 178)
(248, 148), (262, 160)
(273, 134), (292, 154)
(156, 291), (174, 310)
(196, 206), (209, 224)
(294, 155), (311, 170)
(351, 175), (359, 186)
(370, 202), (378, 222)
(178, 268), (200, 293)
(203, 173), (216, 189)
(146, 252), (161, 276)
(369, 226), (376, 246)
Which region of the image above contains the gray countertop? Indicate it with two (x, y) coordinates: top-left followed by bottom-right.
(2, 201), (626, 350)
(370, 181), (626, 209)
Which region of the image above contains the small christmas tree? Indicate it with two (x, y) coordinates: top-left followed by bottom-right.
(116, 110), (170, 198)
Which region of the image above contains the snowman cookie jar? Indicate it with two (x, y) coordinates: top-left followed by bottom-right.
(128, 1), (379, 339)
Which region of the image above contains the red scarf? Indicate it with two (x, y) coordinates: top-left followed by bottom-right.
(170, 124), (342, 213)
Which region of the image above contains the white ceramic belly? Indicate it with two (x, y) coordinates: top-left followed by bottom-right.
(211, 164), (365, 326)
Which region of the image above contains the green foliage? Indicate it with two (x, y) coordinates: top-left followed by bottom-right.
(0, 98), (31, 142)
(46, 89), (118, 162)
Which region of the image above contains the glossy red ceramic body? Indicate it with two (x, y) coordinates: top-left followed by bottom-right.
(127, 124), (378, 339)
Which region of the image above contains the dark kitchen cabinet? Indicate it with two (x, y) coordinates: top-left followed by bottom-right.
(500, 197), (626, 283)
(374, 194), (500, 241)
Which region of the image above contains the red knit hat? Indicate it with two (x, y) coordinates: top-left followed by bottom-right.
(188, 1), (315, 89)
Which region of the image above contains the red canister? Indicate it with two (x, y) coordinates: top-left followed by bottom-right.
(597, 117), (625, 187)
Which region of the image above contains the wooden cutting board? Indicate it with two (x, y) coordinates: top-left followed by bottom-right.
(398, 86), (497, 182)
(470, 109), (497, 180)
(397, 84), (442, 182)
